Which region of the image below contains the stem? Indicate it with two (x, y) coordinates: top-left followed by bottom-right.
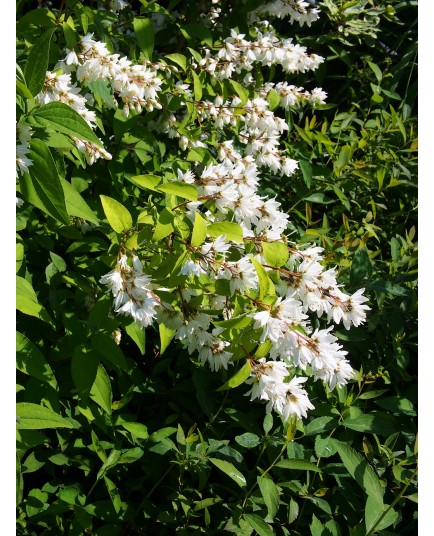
(365, 466), (418, 536)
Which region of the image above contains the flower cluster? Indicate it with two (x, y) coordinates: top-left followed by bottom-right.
(197, 27), (324, 80)
(60, 34), (163, 117)
(99, 255), (161, 328)
(39, 2), (370, 422)
(250, 0), (321, 27)
(37, 70), (112, 165)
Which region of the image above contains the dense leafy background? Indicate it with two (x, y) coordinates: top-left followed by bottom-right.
(16, 1), (417, 534)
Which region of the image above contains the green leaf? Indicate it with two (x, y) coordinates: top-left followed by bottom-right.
(31, 102), (103, 146)
(134, 17), (154, 60)
(91, 332), (129, 372)
(331, 439), (384, 502)
(24, 27), (56, 96)
(17, 403), (73, 429)
(267, 89), (281, 111)
(125, 322), (146, 355)
(90, 365), (113, 415)
(208, 458), (246, 487)
(230, 79), (249, 107)
(71, 345), (99, 399)
(343, 412), (400, 436)
(275, 459), (322, 473)
(334, 145), (351, 171)
(367, 61), (382, 83)
(128, 174), (162, 191)
(157, 182), (198, 201)
(159, 323), (176, 354)
(104, 476), (122, 514)
(243, 513), (275, 536)
(192, 71), (203, 101)
(118, 447), (144, 464)
(120, 422), (149, 440)
(213, 314), (252, 330)
(314, 436), (337, 458)
(216, 360), (251, 391)
(304, 416), (338, 436)
(16, 276), (55, 327)
(100, 195), (133, 233)
(165, 53), (188, 71)
(191, 211), (207, 247)
(374, 397), (416, 416)
(365, 495), (398, 533)
(262, 241), (289, 268)
(235, 433), (261, 448)
(61, 178), (99, 224)
(152, 208), (175, 241)
(299, 159), (313, 188)
(16, 332), (57, 389)
(251, 257), (270, 300)
(20, 139), (69, 225)
(257, 476), (280, 521)
(350, 247), (372, 286)
(207, 222), (243, 243)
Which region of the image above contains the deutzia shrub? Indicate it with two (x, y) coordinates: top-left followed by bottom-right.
(16, 0), (369, 426)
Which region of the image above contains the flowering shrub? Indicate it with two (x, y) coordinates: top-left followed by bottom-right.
(16, 1), (417, 534)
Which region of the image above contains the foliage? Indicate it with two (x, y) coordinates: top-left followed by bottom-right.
(16, 1), (417, 534)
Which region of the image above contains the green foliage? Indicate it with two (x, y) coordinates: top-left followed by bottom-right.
(16, 0), (417, 534)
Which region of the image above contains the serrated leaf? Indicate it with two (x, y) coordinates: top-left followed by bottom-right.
(334, 145), (351, 171)
(192, 71), (202, 101)
(331, 439), (384, 502)
(71, 345), (99, 400)
(343, 412), (400, 436)
(17, 403), (73, 429)
(230, 79), (249, 107)
(262, 241), (289, 268)
(100, 195), (132, 233)
(90, 364), (113, 415)
(128, 174), (162, 191)
(216, 360), (252, 391)
(208, 458), (246, 487)
(24, 27), (56, 96)
(134, 17), (154, 60)
(257, 476), (280, 521)
(207, 222), (243, 243)
(104, 476), (122, 514)
(16, 276), (55, 327)
(31, 102), (103, 147)
(365, 495), (398, 533)
(267, 89), (281, 111)
(157, 182), (198, 201)
(314, 436), (337, 458)
(165, 53), (188, 71)
(121, 422), (149, 440)
(191, 211), (207, 247)
(159, 323), (176, 354)
(243, 513), (275, 536)
(20, 139), (69, 225)
(350, 247), (372, 286)
(125, 321), (146, 355)
(251, 257), (270, 300)
(304, 416), (338, 436)
(235, 433), (261, 448)
(275, 459), (322, 473)
(152, 208), (175, 241)
(61, 178), (99, 224)
(16, 332), (57, 389)
(299, 159), (313, 188)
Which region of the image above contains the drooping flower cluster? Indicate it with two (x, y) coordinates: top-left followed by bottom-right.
(250, 0), (321, 27)
(196, 27), (324, 80)
(59, 34), (163, 117)
(99, 255), (161, 328)
(33, 1), (370, 422)
(36, 70), (112, 165)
